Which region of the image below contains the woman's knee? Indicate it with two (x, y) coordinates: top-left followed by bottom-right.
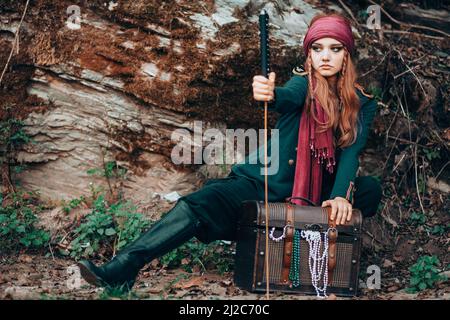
(366, 176), (382, 199)
(356, 176), (381, 196)
(354, 176), (382, 218)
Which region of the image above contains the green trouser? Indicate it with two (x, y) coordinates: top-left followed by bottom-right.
(179, 174), (382, 245)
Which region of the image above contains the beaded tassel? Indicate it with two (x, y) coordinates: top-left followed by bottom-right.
(310, 140), (335, 174)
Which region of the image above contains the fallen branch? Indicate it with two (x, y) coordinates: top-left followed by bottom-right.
(434, 161), (449, 181)
(413, 129), (426, 216)
(364, 230), (384, 244)
(393, 65), (420, 80)
(386, 135), (428, 149)
(360, 52), (388, 79)
(368, 0), (450, 38)
(382, 30), (445, 41)
(393, 49), (427, 98)
(337, 0), (360, 26)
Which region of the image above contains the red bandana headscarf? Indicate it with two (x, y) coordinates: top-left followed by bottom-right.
(291, 16), (355, 207)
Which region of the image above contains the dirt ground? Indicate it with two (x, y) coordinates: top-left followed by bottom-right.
(0, 252), (448, 300)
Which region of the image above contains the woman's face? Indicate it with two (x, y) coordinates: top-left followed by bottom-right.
(310, 37), (345, 78)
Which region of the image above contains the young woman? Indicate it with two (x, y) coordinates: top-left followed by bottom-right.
(77, 13), (382, 291)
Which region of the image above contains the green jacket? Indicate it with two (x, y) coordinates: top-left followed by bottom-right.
(229, 70), (377, 204)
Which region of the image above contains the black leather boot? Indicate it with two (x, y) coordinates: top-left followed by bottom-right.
(77, 200), (202, 291)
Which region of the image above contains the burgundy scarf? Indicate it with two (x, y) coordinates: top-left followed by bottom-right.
(290, 16), (355, 206)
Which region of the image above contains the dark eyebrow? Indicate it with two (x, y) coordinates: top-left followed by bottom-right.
(311, 43), (343, 47)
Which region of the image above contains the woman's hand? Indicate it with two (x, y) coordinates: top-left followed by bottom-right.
(253, 72), (276, 102)
(321, 197), (353, 225)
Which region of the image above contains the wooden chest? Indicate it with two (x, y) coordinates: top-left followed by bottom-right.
(234, 199), (363, 297)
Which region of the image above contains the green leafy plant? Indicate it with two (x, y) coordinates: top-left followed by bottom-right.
(109, 200), (151, 252)
(0, 191), (50, 250)
(423, 148), (440, 161)
(403, 195), (412, 207)
(69, 194), (115, 258)
(160, 239), (234, 275)
(0, 119), (33, 149)
(417, 175), (427, 195)
(409, 211), (427, 225)
(88, 182), (104, 202)
(431, 224), (449, 236)
(367, 85), (383, 101)
(87, 161), (127, 179)
(0, 118), (34, 191)
(98, 285), (139, 300)
(61, 196), (86, 214)
(13, 164), (28, 174)
(69, 194), (151, 259)
(407, 255), (446, 293)
(87, 160), (127, 200)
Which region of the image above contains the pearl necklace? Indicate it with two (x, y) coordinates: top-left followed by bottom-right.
(300, 229), (330, 298)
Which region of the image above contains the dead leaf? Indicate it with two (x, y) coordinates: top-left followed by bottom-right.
(221, 279), (232, 287)
(394, 238), (415, 262)
(145, 287), (163, 294)
(18, 255), (33, 263)
(226, 286), (241, 296)
(381, 213), (399, 228)
(382, 259), (395, 268)
(387, 285), (400, 292)
(192, 264), (202, 273)
(443, 128), (450, 141)
(173, 276), (204, 290)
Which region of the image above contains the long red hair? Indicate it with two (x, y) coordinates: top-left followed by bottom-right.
(304, 13), (361, 149)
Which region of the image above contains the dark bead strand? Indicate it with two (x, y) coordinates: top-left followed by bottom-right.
(289, 229), (301, 287)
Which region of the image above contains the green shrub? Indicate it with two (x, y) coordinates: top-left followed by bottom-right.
(423, 148), (440, 161)
(69, 194), (150, 259)
(0, 118), (33, 149)
(407, 255), (447, 293)
(409, 211), (427, 225)
(0, 191), (50, 250)
(69, 194), (115, 258)
(431, 224), (449, 236)
(109, 200), (151, 252)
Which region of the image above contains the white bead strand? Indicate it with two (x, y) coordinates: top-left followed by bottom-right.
(300, 229), (330, 298)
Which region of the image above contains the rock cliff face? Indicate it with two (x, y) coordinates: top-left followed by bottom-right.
(1, 0), (319, 206)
